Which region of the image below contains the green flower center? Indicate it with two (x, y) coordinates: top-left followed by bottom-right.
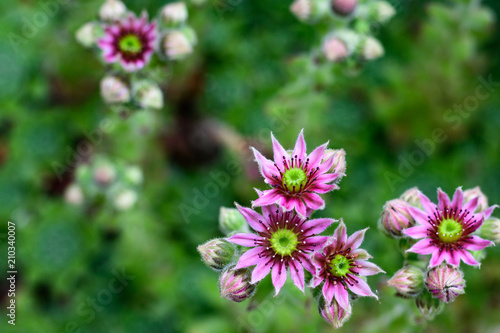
(270, 229), (299, 257)
(119, 34), (143, 54)
(282, 167), (307, 192)
(330, 254), (352, 277)
(437, 218), (463, 244)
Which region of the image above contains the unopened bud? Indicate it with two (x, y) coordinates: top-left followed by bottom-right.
(361, 37), (384, 60)
(400, 187), (421, 208)
(380, 199), (415, 237)
(218, 265), (256, 302)
(99, 0), (127, 22)
(387, 265), (424, 297)
(219, 207), (250, 235)
(93, 164), (116, 186)
(415, 290), (444, 320)
(198, 238), (236, 271)
(133, 80), (164, 109)
(479, 217), (500, 243)
(371, 1), (395, 23)
(113, 189), (138, 211)
(322, 148), (347, 175)
(290, 0), (330, 22)
(160, 2), (188, 26)
(76, 22), (103, 48)
(322, 37), (349, 62)
(100, 76), (131, 104)
(463, 186), (489, 213)
(160, 29), (196, 60)
(318, 297), (352, 328)
(64, 184), (84, 205)
(426, 264), (465, 303)
(331, 0), (358, 16)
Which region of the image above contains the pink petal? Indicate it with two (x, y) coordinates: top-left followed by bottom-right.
(296, 253), (316, 274)
(228, 233), (259, 247)
(251, 259), (272, 283)
(271, 132), (289, 170)
(333, 283), (350, 310)
(407, 238), (435, 255)
(315, 172), (340, 184)
(483, 205), (498, 220)
(322, 280), (335, 303)
(289, 259), (305, 292)
(447, 249), (460, 266)
(292, 129), (307, 161)
(352, 260), (385, 276)
(302, 218), (336, 236)
(235, 203), (266, 233)
(419, 191), (438, 215)
(348, 276), (377, 298)
(403, 226), (429, 239)
(352, 248), (372, 260)
(317, 156), (334, 174)
(253, 189), (282, 208)
(345, 228), (368, 250)
(437, 188), (451, 212)
(271, 261), (287, 296)
(301, 192), (325, 211)
(251, 147), (279, 181)
(293, 197), (307, 218)
(458, 249), (479, 266)
(310, 275), (323, 288)
(308, 183), (338, 194)
(462, 235), (492, 251)
(235, 247), (265, 269)
(462, 196), (479, 215)
(429, 249), (446, 267)
(450, 187), (464, 212)
(407, 206), (432, 227)
(304, 236), (330, 251)
(333, 222), (348, 246)
(307, 142), (328, 169)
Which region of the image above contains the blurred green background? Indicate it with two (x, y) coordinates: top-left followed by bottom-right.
(1, 0), (500, 332)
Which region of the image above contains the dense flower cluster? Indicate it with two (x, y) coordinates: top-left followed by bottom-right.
(76, 0), (196, 112)
(381, 186), (498, 319)
(199, 131), (382, 328)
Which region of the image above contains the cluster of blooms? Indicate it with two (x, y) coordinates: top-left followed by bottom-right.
(380, 186), (499, 319)
(198, 131), (384, 328)
(76, 0), (196, 111)
(64, 156), (143, 211)
(289, 0), (395, 63)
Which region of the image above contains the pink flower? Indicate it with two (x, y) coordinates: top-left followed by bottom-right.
(98, 12), (157, 72)
(311, 221), (384, 310)
(227, 202), (335, 296)
(403, 187), (497, 267)
(252, 130), (342, 218)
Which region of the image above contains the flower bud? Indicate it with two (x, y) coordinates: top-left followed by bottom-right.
(219, 207), (250, 235)
(399, 187), (421, 208)
(218, 265), (256, 302)
(415, 290), (444, 320)
(361, 37), (384, 60)
(93, 164), (116, 186)
(322, 149), (347, 175)
(75, 22), (103, 48)
(387, 265), (424, 297)
(64, 184), (84, 206)
(198, 238), (236, 271)
(290, 0), (330, 22)
(113, 189), (138, 211)
(160, 29), (196, 60)
(380, 199), (415, 237)
(132, 80), (164, 109)
(371, 1), (395, 23)
(426, 264), (465, 303)
(100, 76), (131, 104)
(479, 217), (500, 243)
(331, 0), (358, 17)
(99, 0), (127, 22)
(463, 186), (489, 213)
(318, 297), (352, 328)
(160, 2), (188, 26)
(321, 37), (349, 62)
